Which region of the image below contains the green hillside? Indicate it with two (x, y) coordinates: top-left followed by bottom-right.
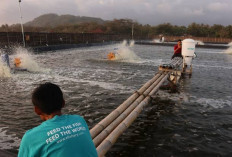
(25, 13), (105, 27)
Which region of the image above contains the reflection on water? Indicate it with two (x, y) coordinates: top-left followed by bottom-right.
(0, 42), (232, 156)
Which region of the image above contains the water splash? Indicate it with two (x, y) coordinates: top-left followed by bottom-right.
(153, 36), (165, 43)
(129, 40), (135, 47)
(114, 40), (140, 62)
(153, 39), (162, 43)
(228, 42), (232, 46)
(13, 47), (49, 72)
(195, 40), (204, 45)
(121, 40), (135, 47)
(224, 47), (232, 54)
(223, 43), (232, 54)
(122, 40), (128, 46)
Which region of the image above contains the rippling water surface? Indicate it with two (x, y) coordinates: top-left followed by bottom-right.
(0, 42), (232, 156)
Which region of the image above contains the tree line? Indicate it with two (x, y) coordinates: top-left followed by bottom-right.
(1, 19), (232, 38)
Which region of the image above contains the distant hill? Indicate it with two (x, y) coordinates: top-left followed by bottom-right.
(25, 13), (105, 27)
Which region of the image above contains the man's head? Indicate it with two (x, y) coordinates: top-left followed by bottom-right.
(177, 39), (182, 46)
(32, 82), (64, 115)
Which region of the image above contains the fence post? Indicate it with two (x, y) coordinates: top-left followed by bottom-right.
(46, 34), (48, 45)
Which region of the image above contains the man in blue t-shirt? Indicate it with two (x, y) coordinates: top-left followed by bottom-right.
(18, 82), (98, 157)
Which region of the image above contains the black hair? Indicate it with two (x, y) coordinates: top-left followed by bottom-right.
(178, 39), (182, 42)
(32, 82), (64, 114)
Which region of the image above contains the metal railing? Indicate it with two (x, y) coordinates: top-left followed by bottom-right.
(1, 32), (231, 48)
(153, 35), (232, 44)
(0, 32), (133, 48)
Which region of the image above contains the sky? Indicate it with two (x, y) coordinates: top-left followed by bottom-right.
(0, 0), (231, 26)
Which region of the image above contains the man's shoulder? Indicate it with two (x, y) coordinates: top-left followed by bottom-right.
(25, 115), (85, 133)
(62, 114), (83, 120)
(56, 115), (86, 126)
(24, 122), (47, 136)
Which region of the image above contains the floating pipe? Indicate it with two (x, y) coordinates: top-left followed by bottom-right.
(90, 72), (163, 138)
(160, 59), (178, 68)
(90, 72), (164, 138)
(92, 57), (183, 156)
(169, 58), (182, 69)
(92, 73), (167, 147)
(96, 73), (169, 157)
(161, 57), (180, 69)
(172, 58), (181, 65)
(173, 59), (183, 68)
(174, 57), (182, 65)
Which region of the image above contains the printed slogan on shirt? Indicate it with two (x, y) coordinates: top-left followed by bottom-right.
(45, 122), (86, 144)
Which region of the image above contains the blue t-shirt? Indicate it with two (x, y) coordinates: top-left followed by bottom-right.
(18, 115), (98, 157)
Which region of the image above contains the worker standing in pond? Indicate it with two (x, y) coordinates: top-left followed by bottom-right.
(1, 50), (10, 68)
(172, 39), (182, 59)
(18, 82), (98, 157)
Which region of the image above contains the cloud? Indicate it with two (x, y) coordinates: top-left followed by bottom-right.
(156, 3), (172, 14)
(207, 2), (228, 12)
(192, 8), (204, 16)
(0, 0), (232, 26)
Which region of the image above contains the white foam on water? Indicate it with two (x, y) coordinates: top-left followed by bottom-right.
(224, 47), (232, 54)
(115, 48), (140, 62)
(0, 60), (11, 78)
(198, 51), (222, 54)
(194, 64), (232, 70)
(42, 73), (133, 93)
(133, 58), (163, 66)
(158, 90), (192, 103)
(12, 47), (49, 73)
(129, 40), (135, 47)
(79, 79), (132, 92)
(222, 44), (232, 62)
(158, 90), (232, 109)
(122, 40), (128, 46)
(195, 40), (204, 45)
(153, 39), (162, 43)
(114, 40), (141, 63)
(222, 42), (232, 55)
(0, 127), (20, 150)
(192, 97), (232, 109)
